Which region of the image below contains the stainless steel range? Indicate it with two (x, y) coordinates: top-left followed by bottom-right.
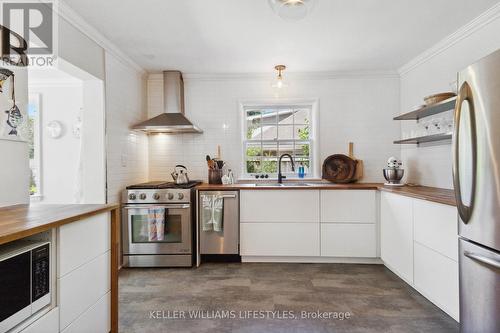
(121, 181), (201, 267)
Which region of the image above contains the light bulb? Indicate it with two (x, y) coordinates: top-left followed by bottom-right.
(271, 64), (289, 89)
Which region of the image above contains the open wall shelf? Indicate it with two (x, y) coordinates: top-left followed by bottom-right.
(394, 97), (457, 121)
(394, 133), (452, 145)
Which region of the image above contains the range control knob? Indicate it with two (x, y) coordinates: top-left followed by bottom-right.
(139, 193), (147, 200)
(153, 193), (160, 200)
(178, 193), (184, 200)
(129, 193), (137, 200)
(167, 193), (174, 200)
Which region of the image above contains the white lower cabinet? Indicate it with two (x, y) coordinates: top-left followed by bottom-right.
(240, 190), (319, 223)
(58, 213), (110, 277)
(21, 308), (59, 333)
(240, 223), (319, 256)
(58, 252), (110, 331)
(57, 213), (111, 333)
(380, 191), (459, 322)
(380, 192), (414, 284)
(320, 190), (376, 223)
(414, 242), (459, 321)
(240, 189), (377, 259)
(321, 224), (376, 257)
(61, 293), (110, 333)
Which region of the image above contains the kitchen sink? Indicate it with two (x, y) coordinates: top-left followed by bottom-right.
(252, 182), (312, 187)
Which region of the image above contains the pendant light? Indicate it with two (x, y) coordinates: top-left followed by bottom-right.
(268, 0), (317, 21)
(271, 65), (288, 89)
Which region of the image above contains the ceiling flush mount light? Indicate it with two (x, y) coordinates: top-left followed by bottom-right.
(272, 65), (288, 89)
(268, 0), (317, 21)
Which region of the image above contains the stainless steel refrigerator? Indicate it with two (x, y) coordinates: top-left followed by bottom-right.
(453, 49), (500, 333)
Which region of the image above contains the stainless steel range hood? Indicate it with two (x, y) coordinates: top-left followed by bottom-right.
(133, 71), (202, 134)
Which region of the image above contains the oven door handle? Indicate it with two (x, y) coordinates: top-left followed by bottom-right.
(123, 204), (190, 209)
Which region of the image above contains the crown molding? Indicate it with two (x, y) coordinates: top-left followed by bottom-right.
(56, 0), (146, 75)
(147, 70), (399, 81)
(399, 3), (500, 76)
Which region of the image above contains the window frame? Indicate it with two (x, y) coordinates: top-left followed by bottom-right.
(28, 93), (43, 200)
(239, 99), (319, 180)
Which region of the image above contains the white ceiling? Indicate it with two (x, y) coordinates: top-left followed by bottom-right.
(63, 0), (499, 73)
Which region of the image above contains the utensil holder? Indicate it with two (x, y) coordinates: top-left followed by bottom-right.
(208, 169), (223, 184)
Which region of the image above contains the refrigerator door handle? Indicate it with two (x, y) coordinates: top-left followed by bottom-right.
(452, 81), (477, 223)
(464, 251), (500, 270)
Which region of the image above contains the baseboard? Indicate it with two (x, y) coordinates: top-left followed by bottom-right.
(200, 254), (242, 263)
(241, 256), (383, 264)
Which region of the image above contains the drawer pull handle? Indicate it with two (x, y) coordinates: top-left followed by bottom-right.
(464, 251), (500, 269)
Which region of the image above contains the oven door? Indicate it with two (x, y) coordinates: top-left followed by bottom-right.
(122, 204), (192, 255)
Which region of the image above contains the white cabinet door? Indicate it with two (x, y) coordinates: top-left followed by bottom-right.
(380, 192), (414, 284)
(20, 308), (59, 333)
(321, 224), (376, 257)
(413, 199), (458, 261)
(414, 242), (459, 321)
(58, 212), (110, 278)
(240, 190), (319, 223)
(61, 293), (110, 333)
(320, 190), (376, 223)
(240, 223), (320, 256)
(58, 252), (110, 331)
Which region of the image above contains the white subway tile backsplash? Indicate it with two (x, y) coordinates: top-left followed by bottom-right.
(148, 75), (400, 182)
(105, 53), (149, 203)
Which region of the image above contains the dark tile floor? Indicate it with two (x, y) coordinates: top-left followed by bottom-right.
(119, 263), (459, 333)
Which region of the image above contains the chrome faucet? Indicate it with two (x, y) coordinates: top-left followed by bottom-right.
(278, 154), (295, 184)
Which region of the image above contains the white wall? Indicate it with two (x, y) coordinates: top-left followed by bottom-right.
(105, 53), (148, 204)
(148, 73), (401, 182)
(399, 5), (500, 188)
(0, 65), (29, 207)
(29, 82), (83, 203)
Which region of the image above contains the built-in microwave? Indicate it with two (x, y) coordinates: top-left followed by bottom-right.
(0, 241), (51, 333)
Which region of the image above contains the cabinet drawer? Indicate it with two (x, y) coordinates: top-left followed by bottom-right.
(321, 224), (376, 257)
(21, 307), (59, 333)
(60, 293), (110, 333)
(320, 190), (376, 223)
(58, 213), (110, 277)
(413, 199), (458, 261)
(59, 252), (110, 330)
(414, 242), (459, 321)
(240, 223), (319, 256)
(240, 190), (319, 223)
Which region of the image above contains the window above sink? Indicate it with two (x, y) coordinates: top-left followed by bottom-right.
(240, 99), (319, 180)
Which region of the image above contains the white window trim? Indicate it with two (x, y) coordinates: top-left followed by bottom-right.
(239, 98), (319, 180)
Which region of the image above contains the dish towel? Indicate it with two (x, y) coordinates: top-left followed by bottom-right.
(148, 207), (166, 241)
(201, 194), (224, 232)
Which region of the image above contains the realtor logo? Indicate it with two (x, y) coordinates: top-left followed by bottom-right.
(0, 0), (57, 66)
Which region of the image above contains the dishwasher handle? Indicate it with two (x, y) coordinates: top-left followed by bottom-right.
(219, 194), (237, 199)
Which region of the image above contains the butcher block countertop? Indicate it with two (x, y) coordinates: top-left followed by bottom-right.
(196, 182), (381, 190)
(378, 185), (456, 206)
(196, 182), (456, 206)
(0, 203), (119, 245)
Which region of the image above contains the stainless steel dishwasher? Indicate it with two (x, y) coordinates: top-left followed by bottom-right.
(198, 190), (240, 262)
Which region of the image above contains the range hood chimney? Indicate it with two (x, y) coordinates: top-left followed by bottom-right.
(132, 71), (202, 134)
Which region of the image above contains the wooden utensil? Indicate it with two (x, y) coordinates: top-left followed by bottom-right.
(348, 142), (363, 181)
(322, 154), (357, 183)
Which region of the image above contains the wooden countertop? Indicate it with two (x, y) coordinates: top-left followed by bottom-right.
(196, 182), (456, 206)
(379, 185), (456, 206)
(0, 203), (119, 245)
(196, 182), (381, 190)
